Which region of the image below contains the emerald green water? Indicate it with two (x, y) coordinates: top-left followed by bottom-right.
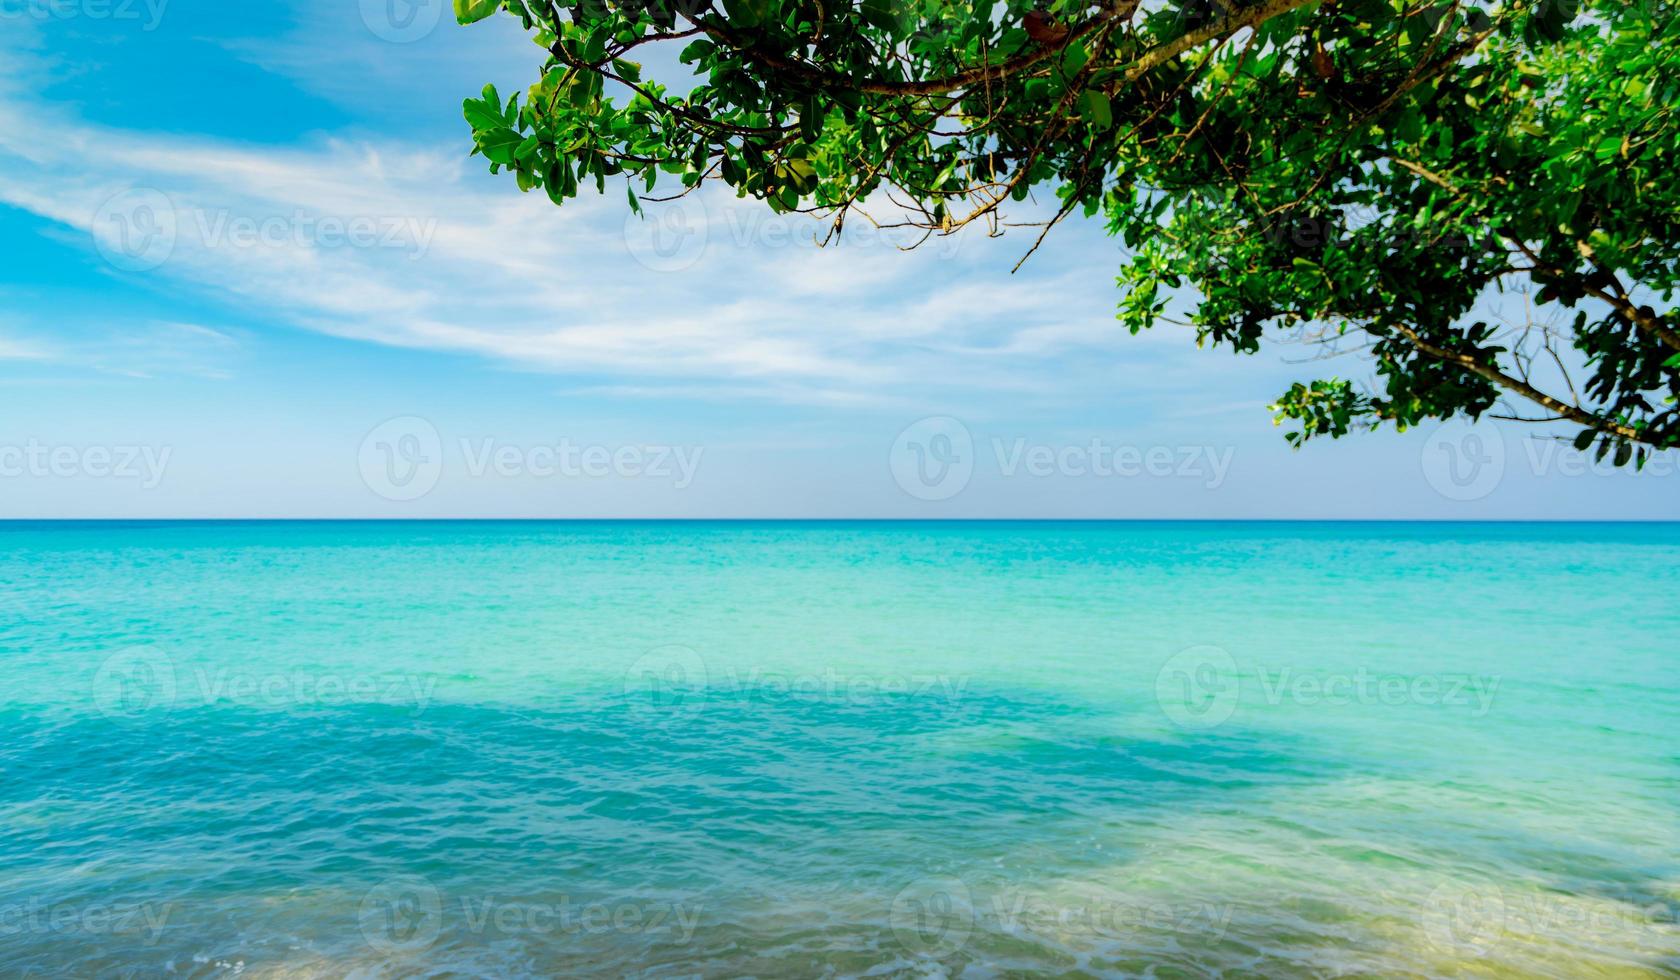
(1, 522), (1676, 977)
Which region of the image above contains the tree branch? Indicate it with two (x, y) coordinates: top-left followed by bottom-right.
(691, 0), (1317, 99)
(1390, 323), (1652, 444)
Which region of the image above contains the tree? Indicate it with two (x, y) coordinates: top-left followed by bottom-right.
(455, 0), (1679, 464)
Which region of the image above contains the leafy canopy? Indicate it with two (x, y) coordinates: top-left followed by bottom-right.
(456, 0), (1680, 463)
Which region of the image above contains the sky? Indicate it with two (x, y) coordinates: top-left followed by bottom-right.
(0, 0), (1674, 519)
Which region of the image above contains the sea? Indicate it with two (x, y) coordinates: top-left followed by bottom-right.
(1, 521), (1676, 977)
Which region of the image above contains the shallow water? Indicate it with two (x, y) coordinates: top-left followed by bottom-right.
(1, 521), (1676, 977)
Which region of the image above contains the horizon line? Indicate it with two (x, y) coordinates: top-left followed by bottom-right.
(1, 518), (1676, 525)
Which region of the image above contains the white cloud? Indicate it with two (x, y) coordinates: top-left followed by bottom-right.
(0, 315), (242, 378)
(0, 17), (1169, 408)
(0, 334), (47, 360)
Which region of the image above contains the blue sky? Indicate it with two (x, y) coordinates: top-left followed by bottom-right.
(0, 0), (1675, 518)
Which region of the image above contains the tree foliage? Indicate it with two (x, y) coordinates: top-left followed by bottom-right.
(456, 0), (1680, 462)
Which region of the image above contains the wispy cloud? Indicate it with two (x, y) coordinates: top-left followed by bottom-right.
(0, 315), (242, 378)
(0, 333), (48, 361)
(0, 16), (1179, 407)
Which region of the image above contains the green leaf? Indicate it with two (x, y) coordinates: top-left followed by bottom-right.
(544, 158), (572, 204)
(582, 28), (607, 64)
(455, 0), (499, 25)
(723, 0), (768, 28)
(1079, 90), (1113, 130)
(786, 159), (818, 193)
(463, 98), (503, 132)
(860, 0), (901, 33)
(452, 0), (1680, 462)
(1061, 42), (1090, 79)
(478, 127), (523, 165)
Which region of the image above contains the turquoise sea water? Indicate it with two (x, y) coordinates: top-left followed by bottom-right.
(1, 521), (1677, 978)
